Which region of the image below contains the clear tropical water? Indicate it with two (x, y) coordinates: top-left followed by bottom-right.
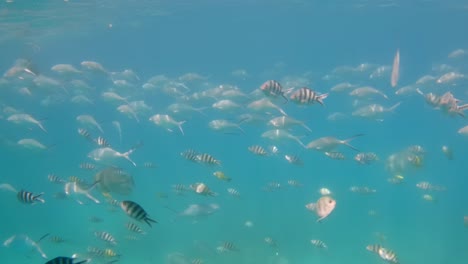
(0, 1), (467, 264)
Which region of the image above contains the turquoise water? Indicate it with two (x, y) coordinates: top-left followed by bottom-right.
(1, 1), (467, 263)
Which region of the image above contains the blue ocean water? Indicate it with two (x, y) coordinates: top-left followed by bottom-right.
(0, 1), (467, 263)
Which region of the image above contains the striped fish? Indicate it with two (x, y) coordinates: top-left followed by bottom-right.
(227, 188), (241, 198)
(354, 152), (378, 165)
(78, 128), (93, 141)
(45, 256), (88, 264)
(324, 151), (345, 160)
(87, 246), (120, 258)
(143, 162), (157, 168)
(311, 239), (327, 249)
(260, 80), (288, 103)
(287, 180), (302, 187)
(284, 154), (303, 166)
(48, 236), (66, 243)
(248, 145), (268, 156)
(95, 136), (110, 147)
(79, 162), (96, 170)
(126, 222), (145, 234)
(378, 247), (399, 263)
(180, 149), (199, 162)
(290, 87), (329, 105)
(191, 259), (204, 264)
(17, 190), (45, 204)
(120, 200), (157, 227)
(48, 174), (65, 184)
(172, 184), (188, 195)
(220, 241), (239, 252)
(94, 231), (117, 245)
(196, 153), (221, 166)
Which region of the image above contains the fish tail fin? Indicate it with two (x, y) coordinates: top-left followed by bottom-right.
(317, 93), (329, 105)
(343, 134), (365, 151)
(281, 93), (289, 104)
(145, 217), (158, 227)
(178, 121), (186, 135)
(122, 149), (137, 166)
(35, 192), (46, 203)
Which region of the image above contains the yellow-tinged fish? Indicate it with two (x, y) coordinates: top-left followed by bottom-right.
(213, 171), (231, 181)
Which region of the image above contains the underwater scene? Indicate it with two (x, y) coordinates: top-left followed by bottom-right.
(0, 0), (467, 263)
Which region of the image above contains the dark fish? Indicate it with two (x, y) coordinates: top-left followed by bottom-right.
(120, 200), (157, 227)
(17, 190), (45, 204)
(78, 128), (93, 141)
(290, 87), (328, 105)
(260, 80), (288, 103)
(45, 256), (88, 264)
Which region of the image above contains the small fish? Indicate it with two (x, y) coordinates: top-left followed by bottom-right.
(263, 182), (281, 192)
(17, 190), (45, 204)
(143, 162), (157, 168)
(324, 151), (345, 160)
(126, 222), (146, 234)
(305, 196), (336, 222)
(260, 80), (288, 103)
(290, 87), (329, 105)
(284, 154), (303, 166)
(181, 149), (199, 162)
(349, 186), (377, 194)
(48, 236), (66, 244)
(45, 256), (88, 264)
(248, 145), (268, 156)
(48, 174), (65, 184)
(78, 128), (93, 141)
(354, 152), (378, 165)
(227, 188), (241, 198)
(416, 181), (446, 191)
(172, 184), (188, 195)
(287, 180), (302, 187)
(87, 247), (120, 258)
(310, 239), (327, 249)
(79, 163), (95, 170)
(190, 183), (216, 196)
(95, 136), (110, 147)
(219, 241), (239, 252)
(94, 231), (117, 245)
(422, 194), (436, 202)
(196, 153), (221, 166)
(120, 200), (157, 227)
(213, 171), (232, 181)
